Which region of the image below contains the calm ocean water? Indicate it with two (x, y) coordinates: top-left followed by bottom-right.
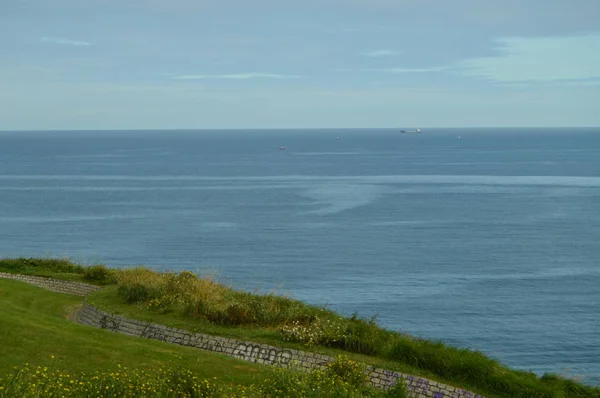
(1, 128), (599, 384)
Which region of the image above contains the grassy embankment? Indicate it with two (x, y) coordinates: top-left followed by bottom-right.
(0, 275), (406, 397)
(1, 258), (599, 398)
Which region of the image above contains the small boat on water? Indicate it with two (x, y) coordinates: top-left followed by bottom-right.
(279, 146), (287, 150)
(400, 128), (421, 134)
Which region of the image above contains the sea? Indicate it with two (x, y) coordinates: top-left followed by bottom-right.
(1, 128), (599, 385)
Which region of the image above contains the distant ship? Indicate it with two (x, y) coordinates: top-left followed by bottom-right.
(400, 128), (421, 134)
(279, 146), (287, 150)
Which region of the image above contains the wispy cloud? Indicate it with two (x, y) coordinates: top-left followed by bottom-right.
(41, 36), (91, 47)
(371, 66), (447, 73)
(172, 73), (305, 80)
(363, 49), (398, 57)
(457, 34), (600, 83)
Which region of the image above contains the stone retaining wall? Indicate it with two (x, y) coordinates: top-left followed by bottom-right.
(1, 272), (485, 397)
(0, 272), (101, 296)
(78, 304), (485, 398)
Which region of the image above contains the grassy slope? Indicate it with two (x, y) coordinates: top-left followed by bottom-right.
(0, 279), (266, 387)
(0, 267), (494, 397)
(3, 259), (599, 397)
(88, 286), (498, 398)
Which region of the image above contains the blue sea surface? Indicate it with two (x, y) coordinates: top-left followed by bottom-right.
(1, 128), (599, 384)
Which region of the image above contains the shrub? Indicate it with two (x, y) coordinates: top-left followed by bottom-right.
(83, 265), (116, 285)
(280, 316), (348, 346)
(341, 314), (385, 356)
(324, 355), (368, 388)
(115, 267), (168, 304)
(386, 338), (569, 398)
(115, 267), (326, 327)
(280, 313), (385, 356)
(387, 337), (500, 382)
(385, 379), (409, 398)
(260, 361), (406, 398)
(0, 257), (85, 274)
(282, 316), (600, 398)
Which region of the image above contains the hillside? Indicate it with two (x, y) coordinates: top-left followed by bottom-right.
(1, 258), (599, 398)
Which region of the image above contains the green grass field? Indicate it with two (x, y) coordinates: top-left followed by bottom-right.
(0, 278), (267, 384)
(2, 258), (600, 398)
(0, 278), (410, 397)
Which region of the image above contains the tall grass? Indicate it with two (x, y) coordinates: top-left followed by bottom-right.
(0, 257), (85, 274)
(4, 259), (600, 398)
(113, 266), (600, 398)
(0, 356), (407, 398)
(82, 265), (117, 285)
(115, 267), (328, 326)
(261, 355), (408, 398)
(0, 258), (115, 285)
(282, 314), (600, 397)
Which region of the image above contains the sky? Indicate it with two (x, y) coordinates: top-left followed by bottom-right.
(1, 0), (600, 130)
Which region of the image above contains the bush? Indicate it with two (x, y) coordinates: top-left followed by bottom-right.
(280, 316), (348, 346)
(83, 265), (115, 285)
(386, 338), (569, 398)
(0, 257), (85, 274)
(261, 360), (406, 398)
(282, 316), (600, 398)
(387, 337), (500, 383)
(280, 313), (385, 356)
(385, 379), (409, 398)
(117, 282), (163, 304)
(115, 267), (168, 304)
(341, 314), (385, 356)
(116, 267), (326, 327)
(324, 355), (368, 388)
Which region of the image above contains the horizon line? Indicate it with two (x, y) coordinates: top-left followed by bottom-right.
(1, 126), (599, 133)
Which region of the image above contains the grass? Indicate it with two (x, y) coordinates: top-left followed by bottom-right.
(2, 257), (600, 398)
(0, 257), (115, 285)
(2, 354), (408, 398)
(0, 278), (407, 397)
(87, 285), (448, 386)
(0, 278), (263, 383)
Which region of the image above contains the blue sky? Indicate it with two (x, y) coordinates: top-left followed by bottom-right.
(1, 0), (599, 130)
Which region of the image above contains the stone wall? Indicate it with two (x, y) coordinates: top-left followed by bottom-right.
(78, 304), (485, 398)
(0, 271), (101, 296)
(0, 272), (486, 397)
